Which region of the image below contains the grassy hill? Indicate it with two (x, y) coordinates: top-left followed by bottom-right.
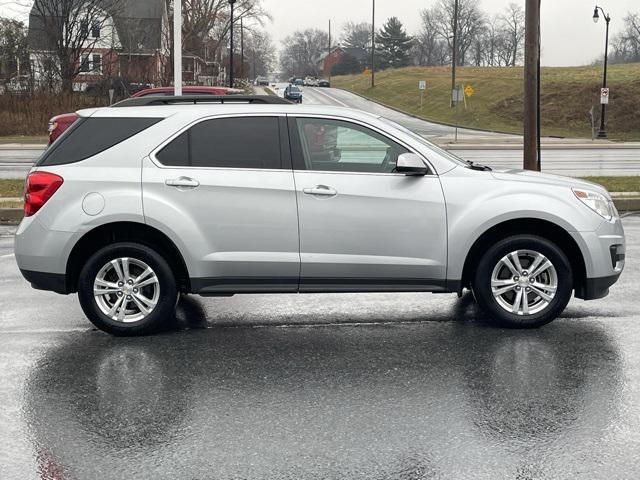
(332, 63), (640, 141)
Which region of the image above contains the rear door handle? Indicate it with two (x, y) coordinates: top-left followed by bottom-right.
(165, 176), (200, 188)
(303, 185), (337, 197)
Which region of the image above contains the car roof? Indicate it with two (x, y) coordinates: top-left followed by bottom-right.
(77, 103), (381, 122)
(132, 86), (241, 97)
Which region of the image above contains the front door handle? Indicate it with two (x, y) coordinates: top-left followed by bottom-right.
(303, 185), (337, 197)
(165, 176), (200, 188)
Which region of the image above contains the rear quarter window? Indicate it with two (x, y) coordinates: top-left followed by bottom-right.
(37, 117), (162, 166)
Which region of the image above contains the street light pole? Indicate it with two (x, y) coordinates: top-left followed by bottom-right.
(371, 0), (375, 88)
(593, 5), (610, 138)
(228, 0), (236, 88)
(173, 0), (182, 95)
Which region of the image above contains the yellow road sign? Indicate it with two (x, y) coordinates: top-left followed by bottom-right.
(464, 85), (475, 97)
(363, 67), (371, 76)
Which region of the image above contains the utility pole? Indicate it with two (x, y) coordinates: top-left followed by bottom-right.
(371, 0), (375, 88)
(228, 0), (236, 88)
(240, 17), (244, 80)
(450, 0), (458, 108)
(173, 0), (182, 95)
(523, 0), (540, 171)
(328, 19), (331, 82)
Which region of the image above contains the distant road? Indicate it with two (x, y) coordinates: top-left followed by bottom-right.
(2, 87), (640, 178)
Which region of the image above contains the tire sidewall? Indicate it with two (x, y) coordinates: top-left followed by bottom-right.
(78, 242), (177, 336)
(473, 235), (573, 328)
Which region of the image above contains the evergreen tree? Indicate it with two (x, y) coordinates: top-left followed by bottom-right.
(376, 17), (413, 69)
(331, 54), (362, 76)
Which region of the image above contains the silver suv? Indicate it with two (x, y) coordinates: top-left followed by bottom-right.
(15, 96), (625, 335)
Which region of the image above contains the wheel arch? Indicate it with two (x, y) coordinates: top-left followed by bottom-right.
(65, 221), (191, 294)
(459, 218), (587, 294)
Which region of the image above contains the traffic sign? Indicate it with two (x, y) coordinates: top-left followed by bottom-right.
(419, 80), (426, 90)
(363, 67), (371, 77)
(600, 87), (609, 105)
(464, 85), (475, 97)
(452, 88), (463, 103)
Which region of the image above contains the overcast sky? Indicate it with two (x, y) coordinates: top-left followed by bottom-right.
(261, 0), (637, 66)
(2, 0), (637, 66)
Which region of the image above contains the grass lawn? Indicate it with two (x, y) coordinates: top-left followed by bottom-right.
(0, 199), (22, 208)
(0, 179), (24, 197)
(0, 135), (48, 145)
(582, 176), (640, 192)
(332, 63), (640, 141)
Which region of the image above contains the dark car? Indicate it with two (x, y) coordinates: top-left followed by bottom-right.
(318, 79), (331, 88)
(46, 86), (243, 145)
(293, 78), (304, 86)
(284, 85), (303, 103)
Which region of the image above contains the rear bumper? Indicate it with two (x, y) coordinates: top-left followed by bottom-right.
(20, 269), (69, 295)
(575, 273), (621, 300)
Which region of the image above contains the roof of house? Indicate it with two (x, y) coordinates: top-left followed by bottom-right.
(317, 46), (369, 65)
(28, 0), (167, 54)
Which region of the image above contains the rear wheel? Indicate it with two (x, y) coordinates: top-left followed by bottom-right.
(78, 242), (178, 336)
(472, 235), (573, 328)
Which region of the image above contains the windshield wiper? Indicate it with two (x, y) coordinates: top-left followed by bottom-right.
(466, 160), (492, 171)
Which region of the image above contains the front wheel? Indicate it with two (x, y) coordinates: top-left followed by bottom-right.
(78, 242), (178, 336)
(472, 235), (573, 328)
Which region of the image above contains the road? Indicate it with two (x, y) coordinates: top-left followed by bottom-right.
(1, 215), (640, 479)
(2, 87), (640, 179)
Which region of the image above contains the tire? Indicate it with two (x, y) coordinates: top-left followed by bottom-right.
(78, 242), (178, 336)
(472, 235), (573, 328)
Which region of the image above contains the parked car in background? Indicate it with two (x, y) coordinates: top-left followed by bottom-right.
(46, 86), (243, 144)
(318, 79), (331, 88)
(254, 77), (269, 86)
(284, 85), (303, 103)
(293, 78), (304, 86)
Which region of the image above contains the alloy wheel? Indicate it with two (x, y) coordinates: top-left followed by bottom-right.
(490, 249), (558, 316)
(93, 257), (160, 323)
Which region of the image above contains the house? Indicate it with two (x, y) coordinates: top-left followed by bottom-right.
(27, 0), (206, 91)
(317, 46), (368, 77)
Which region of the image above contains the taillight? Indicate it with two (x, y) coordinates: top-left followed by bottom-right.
(24, 172), (64, 217)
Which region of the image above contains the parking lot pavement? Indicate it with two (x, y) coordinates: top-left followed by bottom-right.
(1, 216), (639, 479)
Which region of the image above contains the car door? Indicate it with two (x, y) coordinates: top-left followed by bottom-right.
(288, 115), (448, 292)
(142, 115), (300, 294)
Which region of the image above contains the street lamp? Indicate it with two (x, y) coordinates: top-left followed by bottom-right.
(592, 5), (610, 138)
(228, 0), (236, 88)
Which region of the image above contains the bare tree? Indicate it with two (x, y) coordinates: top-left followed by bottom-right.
(279, 29), (329, 78)
(413, 10), (449, 66)
(423, 0), (486, 66)
(341, 22), (371, 50)
(30, 0), (124, 92)
(245, 29), (275, 78)
(610, 12), (640, 63)
(499, 3), (525, 66)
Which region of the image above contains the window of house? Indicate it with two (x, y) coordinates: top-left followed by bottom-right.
(80, 54), (90, 73)
(80, 19), (89, 37)
(92, 54), (101, 73)
(91, 22), (101, 38)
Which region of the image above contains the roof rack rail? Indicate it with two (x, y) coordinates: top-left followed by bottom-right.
(112, 95), (293, 107)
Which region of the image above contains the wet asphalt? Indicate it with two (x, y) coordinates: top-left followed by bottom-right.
(1, 217), (640, 479)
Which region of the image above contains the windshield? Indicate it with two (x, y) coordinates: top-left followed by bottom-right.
(379, 116), (470, 167)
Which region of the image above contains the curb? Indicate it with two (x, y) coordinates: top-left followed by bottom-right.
(0, 208), (24, 224)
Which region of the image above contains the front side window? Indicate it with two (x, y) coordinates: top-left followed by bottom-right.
(291, 118), (409, 173)
(156, 116), (282, 169)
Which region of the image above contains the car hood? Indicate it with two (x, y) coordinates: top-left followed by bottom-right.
(490, 168), (609, 195)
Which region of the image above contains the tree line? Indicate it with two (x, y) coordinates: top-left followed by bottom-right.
(280, 0), (640, 78)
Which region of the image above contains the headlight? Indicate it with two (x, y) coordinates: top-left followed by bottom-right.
(572, 188), (617, 221)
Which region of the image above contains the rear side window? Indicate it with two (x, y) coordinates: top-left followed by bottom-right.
(155, 116), (281, 169)
(37, 117), (161, 166)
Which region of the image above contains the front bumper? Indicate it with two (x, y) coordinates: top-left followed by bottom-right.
(575, 272), (621, 300)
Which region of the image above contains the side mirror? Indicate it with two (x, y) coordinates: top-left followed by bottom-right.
(396, 153), (428, 176)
